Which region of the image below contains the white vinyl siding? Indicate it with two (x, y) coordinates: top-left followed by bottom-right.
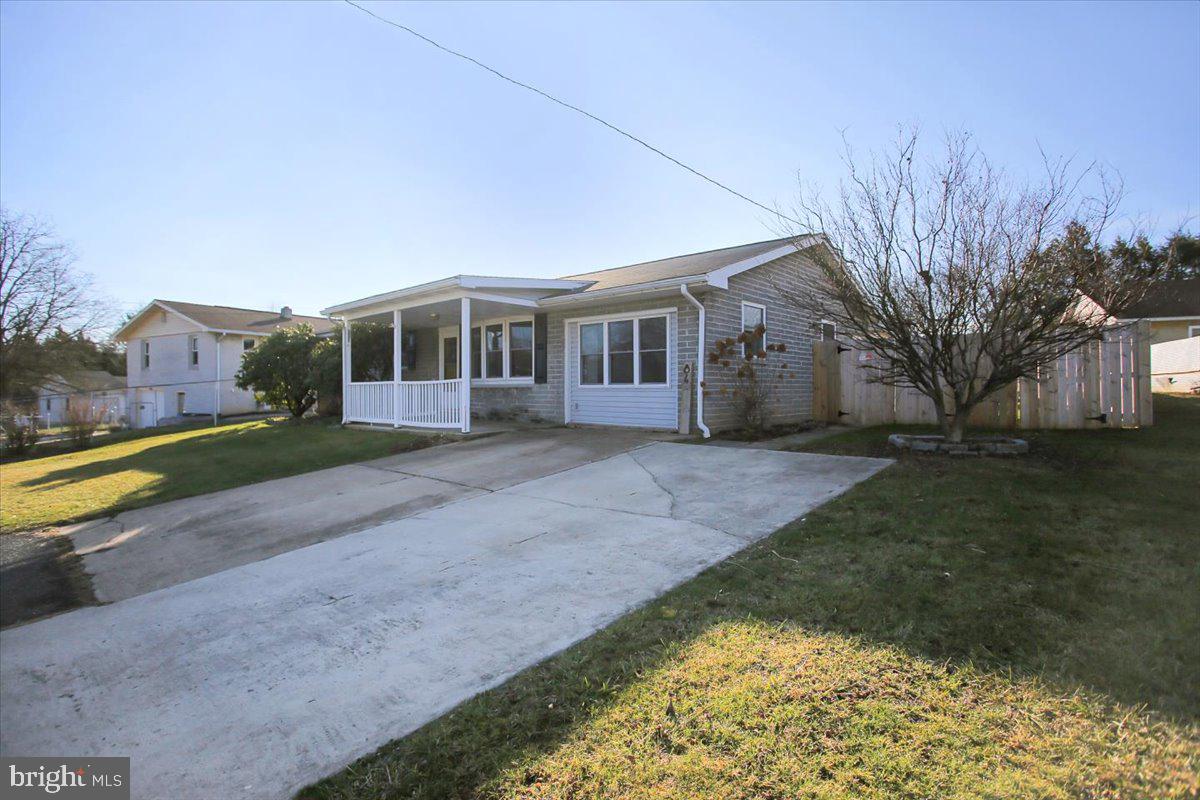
(565, 311), (678, 429)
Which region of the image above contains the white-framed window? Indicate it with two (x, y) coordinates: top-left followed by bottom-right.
(819, 320), (837, 341)
(578, 315), (669, 387)
(141, 340), (151, 369)
(243, 338), (256, 351)
(442, 318), (535, 382)
(741, 302), (767, 356)
(45, 398), (51, 412)
(189, 335), (199, 367)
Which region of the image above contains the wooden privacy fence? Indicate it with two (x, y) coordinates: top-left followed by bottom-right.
(812, 322), (1152, 430)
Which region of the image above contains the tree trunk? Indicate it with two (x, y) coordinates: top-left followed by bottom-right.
(946, 411), (967, 443)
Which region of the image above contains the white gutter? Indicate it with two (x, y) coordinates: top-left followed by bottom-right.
(213, 333), (223, 425)
(680, 284), (710, 438)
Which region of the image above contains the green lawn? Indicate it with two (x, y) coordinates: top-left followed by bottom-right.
(302, 395), (1200, 800)
(0, 419), (429, 533)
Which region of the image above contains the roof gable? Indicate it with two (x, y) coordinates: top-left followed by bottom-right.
(115, 300), (334, 341)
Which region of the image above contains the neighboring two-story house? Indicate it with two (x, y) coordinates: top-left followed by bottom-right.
(114, 300), (335, 428)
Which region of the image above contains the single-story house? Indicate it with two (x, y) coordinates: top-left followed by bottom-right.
(114, 300), (336, 428)
(1114, 279), (1199, 392)
(322, 235), (832, 436)
(1114, 278), (1200, 345)
(35, 370), (127, 428)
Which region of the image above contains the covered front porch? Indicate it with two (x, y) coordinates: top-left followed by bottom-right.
(328, 278), (574, 431)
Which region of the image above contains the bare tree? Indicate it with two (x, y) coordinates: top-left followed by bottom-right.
(784, 130), (1150, 442)
(0, 209), (106, 399)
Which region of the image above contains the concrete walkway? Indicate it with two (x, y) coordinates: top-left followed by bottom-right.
(0, 439), (890, 800)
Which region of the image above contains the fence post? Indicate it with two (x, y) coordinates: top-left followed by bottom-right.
(1135, 320), (1153, 427)
(1083, 339), (1103, 430)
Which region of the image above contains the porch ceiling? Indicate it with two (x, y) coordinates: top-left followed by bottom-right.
(349, 297), (534, 329)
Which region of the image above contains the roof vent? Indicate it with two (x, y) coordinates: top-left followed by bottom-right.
(280, 306), (292, 320)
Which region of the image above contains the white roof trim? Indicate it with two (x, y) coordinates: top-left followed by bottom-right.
(322, 275), (592, 316)
(1115, 315), (1200, 322)
(703, 238), (816, 289)
(114, 300), (210, 341)
(537, 275), (711, 306)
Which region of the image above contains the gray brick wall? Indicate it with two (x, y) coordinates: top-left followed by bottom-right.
(468, 295), (700, 426)
(699, 251), (825, 431)
(421, 252), (823, 431)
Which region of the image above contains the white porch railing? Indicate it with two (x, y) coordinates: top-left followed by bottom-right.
(345, 382), (395, 425)
(345, 379), (463, 429)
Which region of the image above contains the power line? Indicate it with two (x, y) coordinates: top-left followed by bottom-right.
(342, 0), (799, 225)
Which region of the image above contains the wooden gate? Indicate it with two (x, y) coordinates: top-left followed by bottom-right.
(811, 322), (1152, 430)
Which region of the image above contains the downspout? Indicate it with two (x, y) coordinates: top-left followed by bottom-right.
(213, 332), (223, 426)
(680, 284), (711, 438)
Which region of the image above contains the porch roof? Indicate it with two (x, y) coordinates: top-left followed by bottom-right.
(322, 234), (823, 319)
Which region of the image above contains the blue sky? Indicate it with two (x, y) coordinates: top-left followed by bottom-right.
(2, 1), (1198, 321)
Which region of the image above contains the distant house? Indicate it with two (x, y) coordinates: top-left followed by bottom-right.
(1114, 279), (1200, 393)
(35, 371), (127, 428)
(1114, 278), (1200, 345)
(114, 300), (335, 428)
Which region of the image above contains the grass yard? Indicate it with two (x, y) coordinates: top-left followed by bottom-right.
(302, 395), (1200, 800)
(0, 419), (429, 533)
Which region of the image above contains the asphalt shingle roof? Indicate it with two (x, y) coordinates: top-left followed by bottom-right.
(1115, 279), (1200, 319)
(561, 237), (799, 292)
(156, 300), (336, 334)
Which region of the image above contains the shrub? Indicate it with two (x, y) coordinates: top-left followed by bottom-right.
(705, 325), (789, 435)
(1, 402), (40, 456)
(64, 398), (105, 449)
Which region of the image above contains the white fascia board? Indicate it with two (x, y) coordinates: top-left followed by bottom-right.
(1115, 315), (1200, 322)
(537, 275), (710, 307)
(703, 239), (816, 289)
(459, 275), (593, 291)
(464, 291), (540, 308)
(113, 300), (212, 341)
(322, 277), (462, 316)
(323, 275), (595, 316)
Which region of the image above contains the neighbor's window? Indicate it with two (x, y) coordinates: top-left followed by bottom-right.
(470, 327), (481, 379)
(741, 302), (766, 356)
(141, 340), (151, 369)
(819, 320), (837, 341)
(45, 398), (51, 412)
(638, 316), (667, 384)
(485, 324), (504, 378)
(509, 321), (533, 378)
(243, 338), (256, 351)
(189, 335), (199, 366)
(579, 323), (604, 385)
(607, 320), (635, 384)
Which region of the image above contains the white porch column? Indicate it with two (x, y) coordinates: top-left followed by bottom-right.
(460, 296), (471, 433)
(341, 319), (351, 424)
(393, 308), (403, 428)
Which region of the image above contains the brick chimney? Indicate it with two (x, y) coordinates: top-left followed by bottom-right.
(280, 306), (292, 320)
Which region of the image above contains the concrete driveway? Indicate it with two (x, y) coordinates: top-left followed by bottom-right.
(63, 426), (658, 603)
(1, 433), (890, 800)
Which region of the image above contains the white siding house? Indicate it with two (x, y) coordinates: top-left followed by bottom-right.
(114, 300), (335, 428)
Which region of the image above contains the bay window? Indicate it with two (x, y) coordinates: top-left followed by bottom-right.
(484, 324), (504, 378)
(607, 320), (634, 384)
(578, 315), (669, 386)
(509, 321), (533, 378)
(580, 323), (604, 385)
(446, 319), (535, 382)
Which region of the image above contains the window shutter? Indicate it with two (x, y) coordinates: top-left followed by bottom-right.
(534, 313), (548, 384)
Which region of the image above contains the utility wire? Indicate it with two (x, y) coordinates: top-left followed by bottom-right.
(343, 0), (799, 225)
